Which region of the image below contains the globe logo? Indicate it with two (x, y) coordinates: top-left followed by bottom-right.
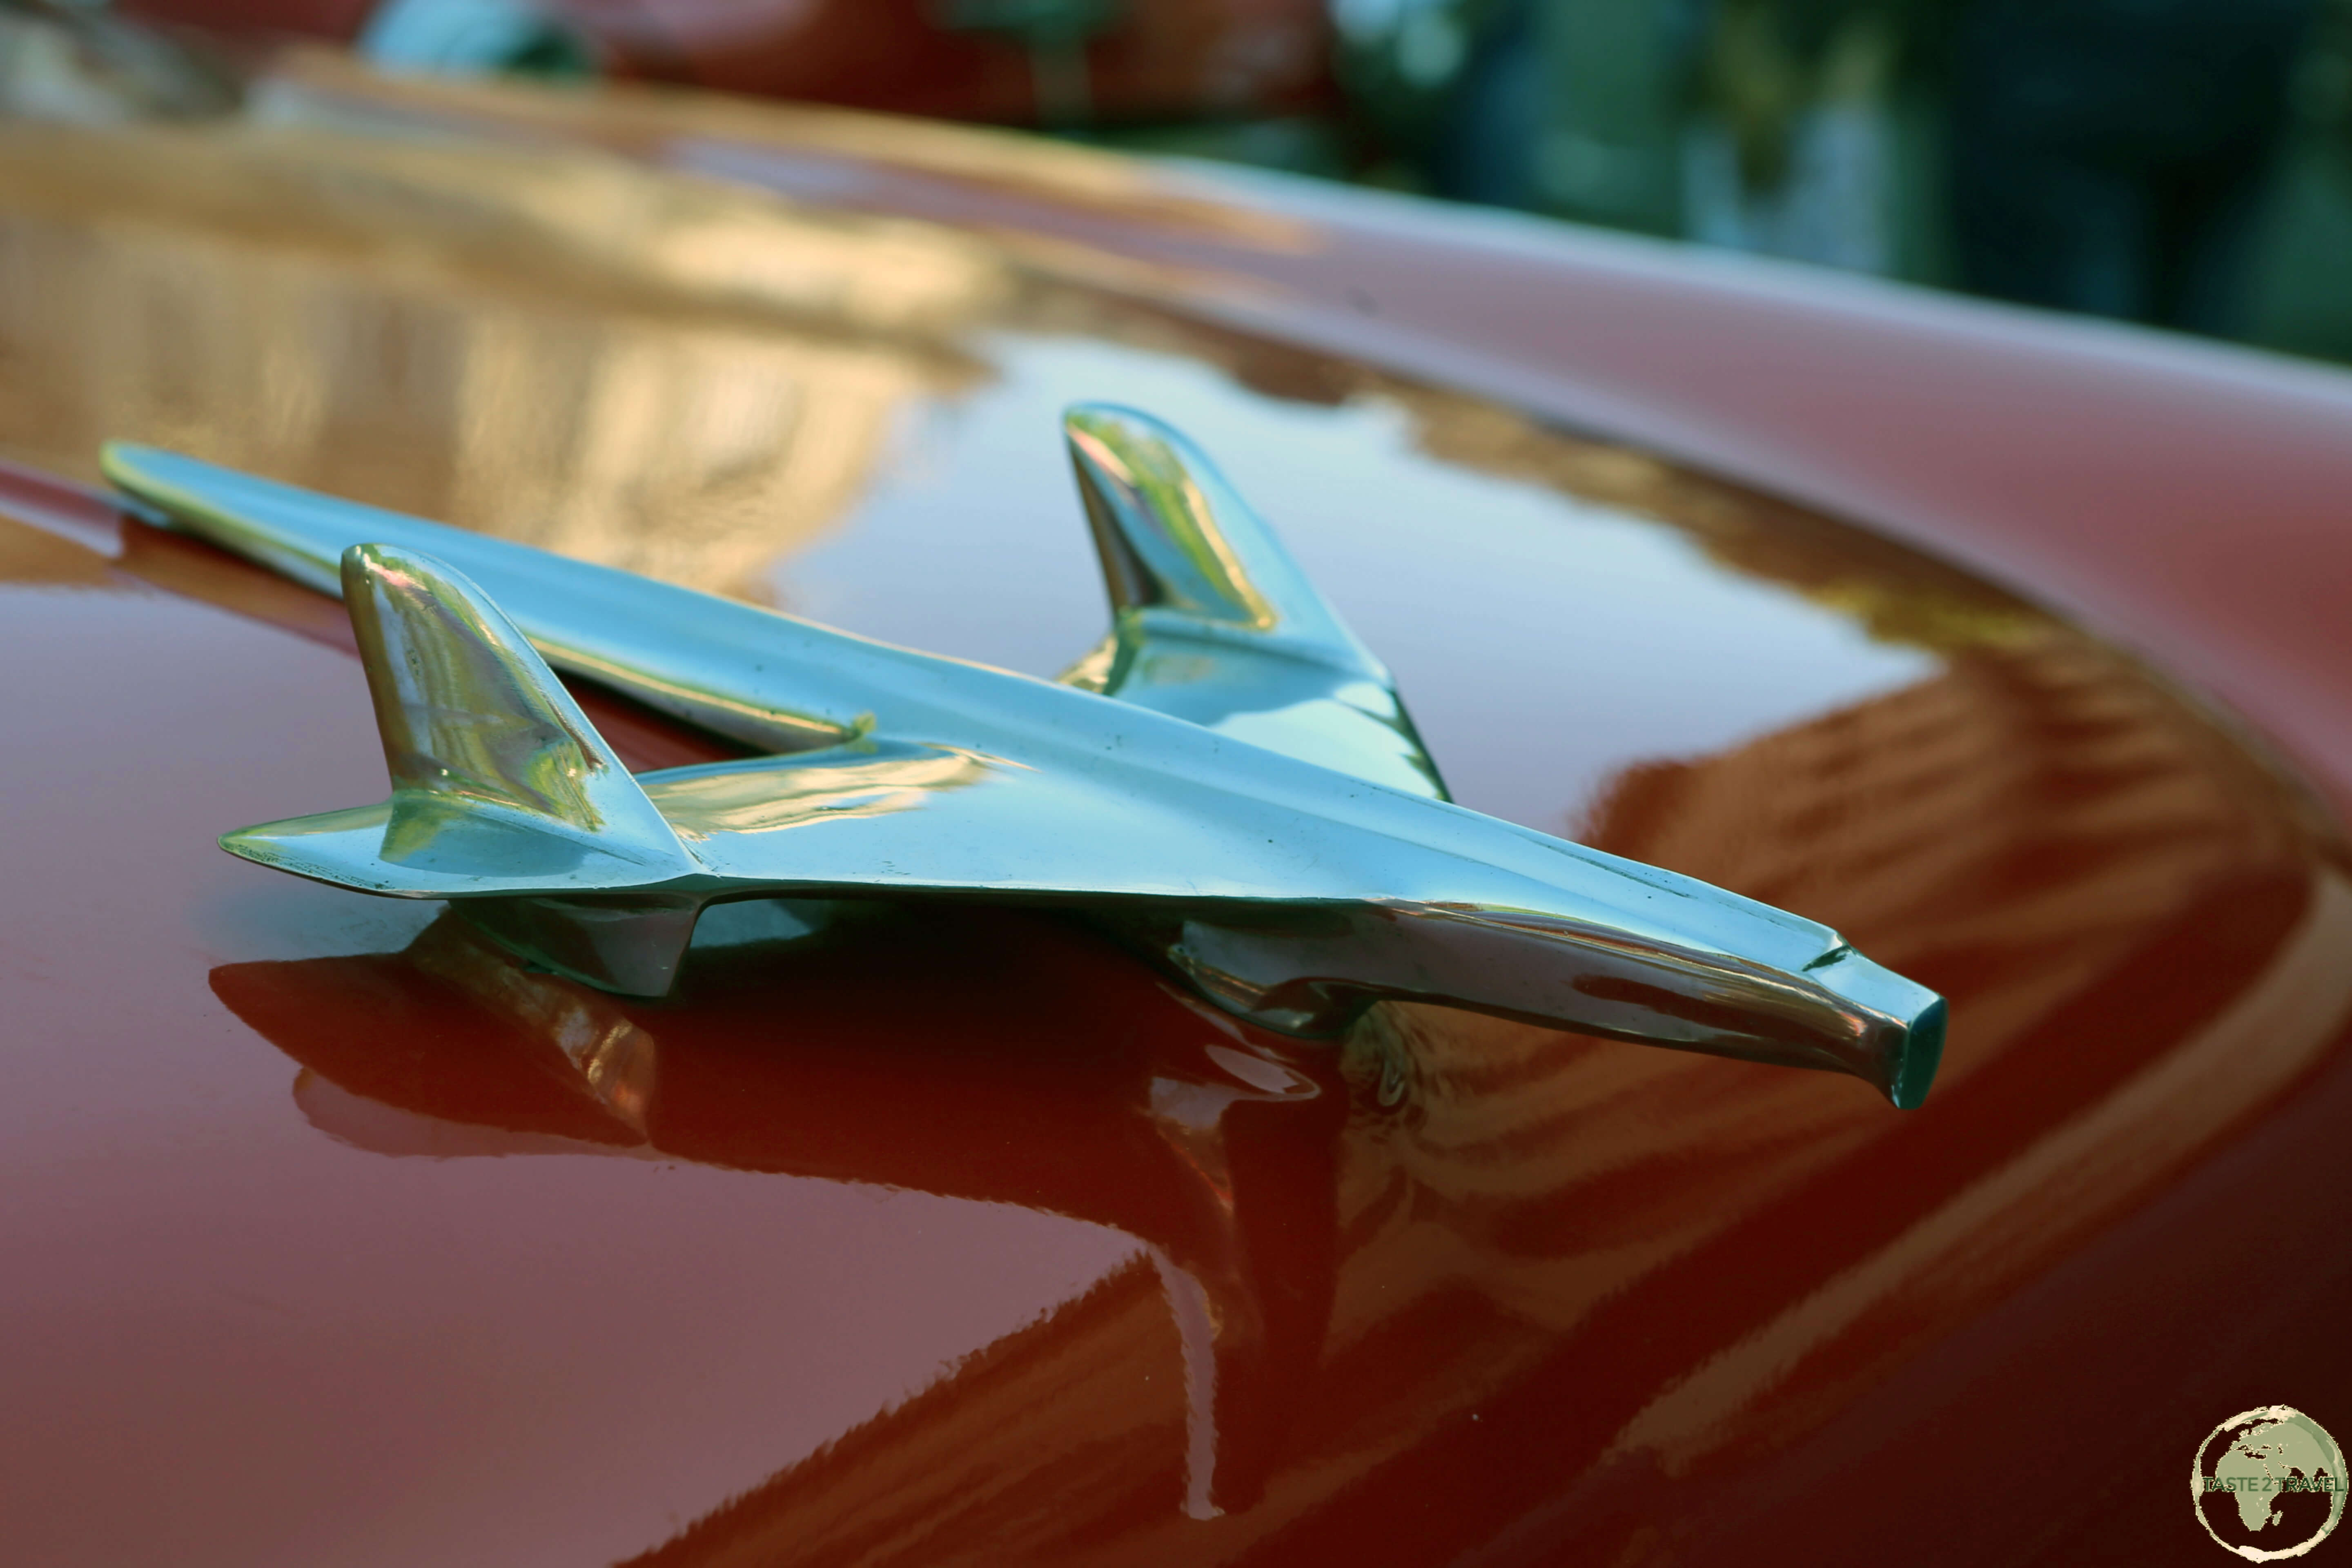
(2194, 1406), (2345, 1559)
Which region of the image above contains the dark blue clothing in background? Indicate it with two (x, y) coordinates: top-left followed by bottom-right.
(1949, 0), (2317, 332)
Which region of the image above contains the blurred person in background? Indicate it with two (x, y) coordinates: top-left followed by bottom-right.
(1682, 0), (1906, 273)
(1340, 0), (2341, 345)
(1944, 0), (2319, 334)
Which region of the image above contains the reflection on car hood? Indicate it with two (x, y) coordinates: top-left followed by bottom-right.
(0, 58), (2348, 1568)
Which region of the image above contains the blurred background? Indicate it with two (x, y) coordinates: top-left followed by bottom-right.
(2, 0), (2347, 364)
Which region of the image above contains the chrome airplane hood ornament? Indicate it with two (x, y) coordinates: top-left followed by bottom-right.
(105, 407), (1944, 1108)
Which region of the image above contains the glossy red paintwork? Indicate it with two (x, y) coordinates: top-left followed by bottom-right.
(2, 67), (2350, 1566)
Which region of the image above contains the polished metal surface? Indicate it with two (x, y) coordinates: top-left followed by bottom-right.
(1058, 408), (1448, 800)
(108, 407), (1943, 1107)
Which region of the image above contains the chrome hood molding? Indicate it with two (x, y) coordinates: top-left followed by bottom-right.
(104, 405), (1944, 1108)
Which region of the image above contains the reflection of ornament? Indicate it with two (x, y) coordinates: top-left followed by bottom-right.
(110, 405), (1942, 1105)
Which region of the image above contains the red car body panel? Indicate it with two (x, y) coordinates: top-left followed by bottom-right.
(0, 59), (2347, 1566)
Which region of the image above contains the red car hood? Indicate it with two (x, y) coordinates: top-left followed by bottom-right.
(0, 56), (2347, 1566)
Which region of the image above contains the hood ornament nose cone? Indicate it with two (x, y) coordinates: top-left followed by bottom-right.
(105, 405), (1944, 1108)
